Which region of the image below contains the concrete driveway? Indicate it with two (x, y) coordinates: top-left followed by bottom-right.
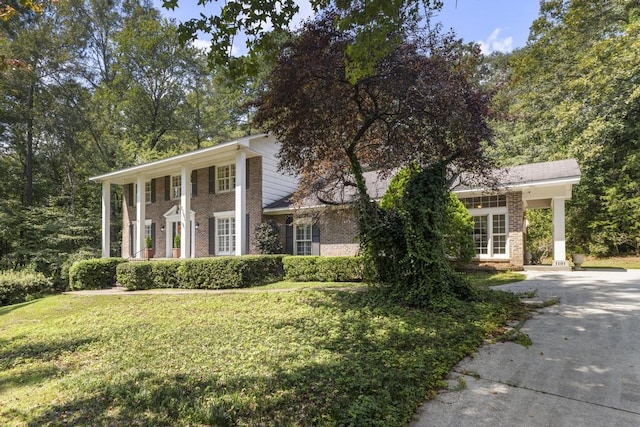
(411, 270), (640, 427)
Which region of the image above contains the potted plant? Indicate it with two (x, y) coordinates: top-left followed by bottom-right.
(172, 234), (181, 258)
(144, 235), (154, 259)
(571, 246), (586, 270)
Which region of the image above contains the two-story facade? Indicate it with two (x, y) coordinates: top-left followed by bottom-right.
(90, 134), (581, 270)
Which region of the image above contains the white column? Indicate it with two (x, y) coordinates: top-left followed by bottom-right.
(552, 197), (568, 266)
(180, 165), (191, 258)
(135, 176), (146, 258)
(101, 181), (111, 258)
(235, 150), (247, 255)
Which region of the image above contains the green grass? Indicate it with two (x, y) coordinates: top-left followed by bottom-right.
(0, 283), (527, 426)
(581, 256), (640, 270)
(465, 271), (527, 289)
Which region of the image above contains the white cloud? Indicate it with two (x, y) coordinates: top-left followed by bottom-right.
(190, 39), (210, 52)
(478, 28), (513, 54)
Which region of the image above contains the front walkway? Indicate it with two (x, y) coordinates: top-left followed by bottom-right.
(411, 270), (640, 426)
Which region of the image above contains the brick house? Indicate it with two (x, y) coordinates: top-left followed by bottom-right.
(90, 134), (580, 270)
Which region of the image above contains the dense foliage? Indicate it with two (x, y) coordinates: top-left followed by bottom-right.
(68, 258), (125, 290)
(254, 220), (283, 254)
(0, 269), (53, 306)
(116, 256), (285, 290)
(0, 0), (255, 282)
(283, 256), (363, 282)
(495, 0), (640, 256)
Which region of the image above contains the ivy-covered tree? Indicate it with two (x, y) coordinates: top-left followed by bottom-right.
(254, 14), (493, 305)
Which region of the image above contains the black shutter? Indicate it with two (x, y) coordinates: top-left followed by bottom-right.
(311, 224), (320, 256)
(246, 159), (251, 189)
(164, 176), (170, 201)
(151, 223), (156, 250)
(150, 179), (156, 203)
(208, 166), (216, 194)
(285, 216), (293, 255)
(191, 170), (198, 197)
(208, 217), (216, 255)
(127, 184), (133, 206)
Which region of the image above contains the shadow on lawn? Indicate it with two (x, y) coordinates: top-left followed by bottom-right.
(18, 289), (524, 426)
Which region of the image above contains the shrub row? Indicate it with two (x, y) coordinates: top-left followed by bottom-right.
(283, 256), (363, 282)
(0, 270), (53, 306)
(68, 258), (126, 290)
(116, 255), (285, 291)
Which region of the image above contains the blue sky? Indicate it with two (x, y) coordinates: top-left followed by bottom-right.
(157, 0), (541, 55)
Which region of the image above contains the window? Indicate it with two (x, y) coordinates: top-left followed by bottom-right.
(294, 224), (312, 256)
(471, 213), (507, 257)
(460, 195), (506, 209)
(216, 216), (236, 255)
(171, 175), (181, 199)
(217, 164), (236, 192)
(145, 181), (152, 204)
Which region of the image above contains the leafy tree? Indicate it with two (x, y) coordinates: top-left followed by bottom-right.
(254, 220), (282, 254)
(162, 0), (445, 80)
(254, 15), (493, 305)
(501, 0), (640, 255)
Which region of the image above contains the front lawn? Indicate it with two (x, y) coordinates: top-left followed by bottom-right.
(0, 280), (526, 426)
(581, 256), (640, 270)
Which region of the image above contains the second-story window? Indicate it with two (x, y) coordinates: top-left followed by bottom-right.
(217, 164), (236, 192)
(145, 181), (152, 204)
(171, 175), (181, 199)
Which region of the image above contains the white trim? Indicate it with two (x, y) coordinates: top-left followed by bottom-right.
(454, 177), (581, 196)
(213, 210), (235, 218)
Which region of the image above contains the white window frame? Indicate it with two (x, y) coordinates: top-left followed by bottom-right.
(145, 181), (152, 204)
(217, 164), (236, 193)
(171, 175), (181, 200)
(293, 217), (313, 256)
(214, 211), (236, 255)
(468, 207), (509, 259)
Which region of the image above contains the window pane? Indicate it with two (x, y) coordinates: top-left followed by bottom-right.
(493, 235), (506, 254)
(493, 214), (506, 234)
(473, 215), (488, 255)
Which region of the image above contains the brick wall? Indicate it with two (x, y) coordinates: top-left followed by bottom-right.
(508, 191), (524, 269)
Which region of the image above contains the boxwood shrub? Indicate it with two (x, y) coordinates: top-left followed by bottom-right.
(68, 258), (126, 290)
(115, 256), (285, 291)
(0, 270), (54, 306)
(177, 255), (284, 289)
(116, 262), (155, 290)
(283, 256), (363, 282)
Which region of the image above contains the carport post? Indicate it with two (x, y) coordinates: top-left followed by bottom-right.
(552, 197), (568, 266)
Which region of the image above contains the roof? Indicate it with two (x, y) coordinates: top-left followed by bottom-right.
(453, 158), (582, 192)
(265, 159), (581, 213)
(89, 134), (268, 184)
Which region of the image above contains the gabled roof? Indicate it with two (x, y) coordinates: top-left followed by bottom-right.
(265, 159), (581, 213)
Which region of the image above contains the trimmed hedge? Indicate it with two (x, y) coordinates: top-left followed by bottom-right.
(283, 256), (363, 282)
(0, 270), (54, 306)
(116, 256), (285, 291)
(68, 258), (126, 290)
